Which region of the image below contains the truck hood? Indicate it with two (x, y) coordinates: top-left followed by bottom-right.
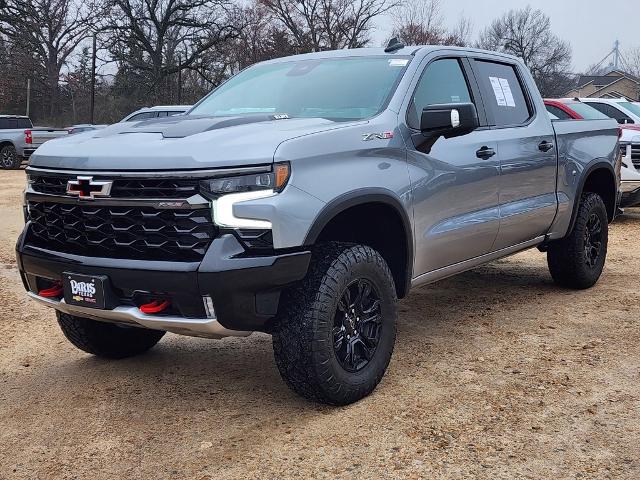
(29, 115), (359, 170)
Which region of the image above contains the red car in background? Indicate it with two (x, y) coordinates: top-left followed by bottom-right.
(545, 98), (640, 133)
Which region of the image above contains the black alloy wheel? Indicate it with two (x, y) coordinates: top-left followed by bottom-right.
(584, 213), (603, 268)
(333, 278), (382, 373)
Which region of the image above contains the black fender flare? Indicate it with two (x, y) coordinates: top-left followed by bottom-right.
(303, 188), (414, 297)
(568, 160), (617, 233)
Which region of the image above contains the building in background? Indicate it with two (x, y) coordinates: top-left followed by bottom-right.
(565, 69), (640, 100)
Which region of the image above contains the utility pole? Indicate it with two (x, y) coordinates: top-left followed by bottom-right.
(25, 78), (31, 117)
(613, 39), (620, 70)
(177, 58), (182, 104)
(90, 33), (97, 124)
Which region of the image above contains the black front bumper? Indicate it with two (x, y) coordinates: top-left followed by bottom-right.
(16, 230), (310, 332)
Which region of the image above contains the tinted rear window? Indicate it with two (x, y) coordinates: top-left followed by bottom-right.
(0, 118), (17, 129)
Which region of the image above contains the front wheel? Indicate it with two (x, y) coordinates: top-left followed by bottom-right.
(547, 192), (609, 289)
(0, 144), (20, 169)
(57, 312), (165, 359)
(273, 243), (397, 405)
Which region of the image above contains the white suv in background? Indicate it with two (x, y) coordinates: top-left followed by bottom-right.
(618, 130), (640, 207)
(579, 98), (640, 207)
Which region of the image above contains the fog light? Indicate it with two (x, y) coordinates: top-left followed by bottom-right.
(203, 295), (216, 319)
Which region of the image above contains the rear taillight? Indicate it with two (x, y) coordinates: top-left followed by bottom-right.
(24, 129), (32, 144)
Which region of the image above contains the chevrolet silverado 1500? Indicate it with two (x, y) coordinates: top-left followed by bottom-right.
(17, 44), (621, 404)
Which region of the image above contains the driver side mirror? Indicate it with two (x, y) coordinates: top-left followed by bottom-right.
(420, 103), (479, 139)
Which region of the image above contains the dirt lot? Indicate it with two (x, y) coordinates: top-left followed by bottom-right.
(0, 169), (638, 479)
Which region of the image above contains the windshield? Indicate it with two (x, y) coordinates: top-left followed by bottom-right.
(189, 57), (411, 121)
(619, 102), (640, 118)
(568, 103), (609, 120)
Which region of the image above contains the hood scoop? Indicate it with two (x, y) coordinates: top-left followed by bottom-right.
(94, 114), (290, 139)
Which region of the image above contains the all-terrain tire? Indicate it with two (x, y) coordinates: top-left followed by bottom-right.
(547, 192), (608, 289)
(57, 312), (165, 359)
(273, 243), (397, 405)
(0, 144), (21, 169)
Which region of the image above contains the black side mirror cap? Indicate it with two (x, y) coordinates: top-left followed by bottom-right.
(420, 103), (479, 139)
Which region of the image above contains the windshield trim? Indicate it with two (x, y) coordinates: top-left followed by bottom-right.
(187, 55), (413, 122)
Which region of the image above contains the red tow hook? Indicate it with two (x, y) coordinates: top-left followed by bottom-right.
(38, 282), (63, 298)
(139, 300), (171, 314)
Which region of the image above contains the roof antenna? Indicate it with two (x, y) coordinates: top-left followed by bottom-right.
(385, 37), (405, 53)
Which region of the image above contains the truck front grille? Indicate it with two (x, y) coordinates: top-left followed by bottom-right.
(27, 202), (216, 261)
(30, 174), (200, 198)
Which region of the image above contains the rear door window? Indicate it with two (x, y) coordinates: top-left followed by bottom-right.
(16, 118), (32, 128)
(473, 60), (532, 127)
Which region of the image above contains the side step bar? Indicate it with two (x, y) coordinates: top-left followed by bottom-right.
(27, 292), (251, 339)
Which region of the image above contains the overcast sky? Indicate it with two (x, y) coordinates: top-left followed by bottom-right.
(374, 0), (640, 73)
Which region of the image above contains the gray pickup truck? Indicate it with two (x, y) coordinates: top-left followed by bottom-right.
(0, 115), (67, 169)
(17, 44), (621, 405)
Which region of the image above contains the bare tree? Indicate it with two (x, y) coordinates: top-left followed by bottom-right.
(260, 0), (398, 52)
(477, 6), (572, 96)
(0, 0), (102, 120)
(225, 2), (296, 73)
(106, 0), (242, 98)
(621, 47), (640, 78)
(391, 0), (471, 47)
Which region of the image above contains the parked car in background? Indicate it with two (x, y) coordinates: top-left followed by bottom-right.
(0, 115), (68, 169)
(18, 46), (621, 405)
(544, 98), (612, 121)
(0, 115), (31, 169)
(67, 124), (108, 135)
(120, 105), (192, 122)
(579, 97), (640, 125)
(568, 98), (640, 208)
(618, 131), (640, 207)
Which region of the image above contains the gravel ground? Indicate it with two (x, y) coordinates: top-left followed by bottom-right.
(1, 169), (639, 479)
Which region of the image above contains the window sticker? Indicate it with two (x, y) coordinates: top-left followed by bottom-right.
(389, 59), (409, 67)
(489, 77), (507, 106)
(498, 78), (516, 107)
(489, 76), (516, 107)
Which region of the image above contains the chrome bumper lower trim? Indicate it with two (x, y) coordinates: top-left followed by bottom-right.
(27, 292), (251, 339)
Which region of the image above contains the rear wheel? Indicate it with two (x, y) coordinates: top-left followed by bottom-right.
(0, 144), (20, 169)
(273, 243), (397, 405)
(547, 192), (608, 289)
(57, 312), (165, 359)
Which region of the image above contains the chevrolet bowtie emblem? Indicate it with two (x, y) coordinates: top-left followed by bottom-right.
(66, 176), (113, 200)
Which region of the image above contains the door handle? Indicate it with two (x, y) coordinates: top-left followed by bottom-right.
(538, 140), (554, 152)
(476, 146), (496, 159)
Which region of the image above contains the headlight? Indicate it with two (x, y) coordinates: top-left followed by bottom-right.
(201, 163), (290, 229)
(199, 163), (290, 196)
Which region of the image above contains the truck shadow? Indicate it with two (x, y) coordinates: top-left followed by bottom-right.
(4, 257), (577, 471)
(11, 258), (555, 408)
